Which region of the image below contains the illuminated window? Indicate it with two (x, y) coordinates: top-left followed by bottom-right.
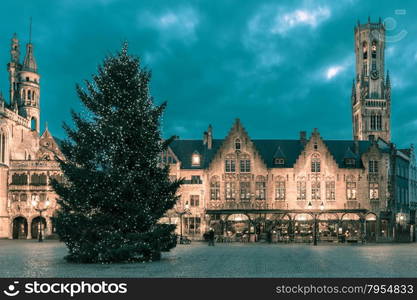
(326, 181), (335, 200)
(225, 181), (236, 201)
(275, 180), (285, 201)
(369, 182), (379, 200)
(347, 181), (357, 200)
(311, 181), (321, 200)
(240, 182), (251, 201)
(255, 176), (266, 200)
(191, 152), (200, 166)
(297, 181), (306, 200)
(210, 176), (220, 200)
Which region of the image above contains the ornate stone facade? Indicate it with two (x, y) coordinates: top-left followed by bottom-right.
(165, 19), (416, 242)
(0, 33), (62, 239)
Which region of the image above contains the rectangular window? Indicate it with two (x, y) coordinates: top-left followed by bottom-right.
(297, 181), (306, 200)
(225, 159), (236, 172)
(275, 181), (285, 200)
(190, 195), (199, 207)
(210, 181), (220, 200)
(255, 182), (266, 200)
(369, 160), (378, 173)
(311, 181), (321, 200)
(240, 159), (251, 172)
(347, 182), (357, 200)
(325, 181), (335, 201)
(191, 175), (202, 184)
(240, 182), (251, 201)
(184, 216), (201, 235)
(225, 182), (236, 201)
(369, 182), (379, 200)
(376, 116), (382, 130)
(311, 160), (321, 172)
(370, 116), (375, 130)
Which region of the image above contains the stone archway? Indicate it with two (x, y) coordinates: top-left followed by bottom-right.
(317, 213), (339, 242)
(340, 213), (361, 241)
(365, 213), (377, 242)
(31, 216), (47, 239)
(12, 216), (28, 239)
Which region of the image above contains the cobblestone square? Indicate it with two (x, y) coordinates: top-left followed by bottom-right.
(0, 240), (416, 277)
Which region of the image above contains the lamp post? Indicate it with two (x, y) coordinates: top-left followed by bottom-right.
(31, 195), (50, 242)
(176, 203), (190, 244)
(307, 201), (324, 246)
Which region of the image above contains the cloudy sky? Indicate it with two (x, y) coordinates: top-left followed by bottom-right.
(0, 0), (416, 147)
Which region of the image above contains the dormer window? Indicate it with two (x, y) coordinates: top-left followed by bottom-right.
(235, 138), (241, 150)
(191, 152), (200, 166)
(275, 158), (285, 165)
(344, 158), (355, 167)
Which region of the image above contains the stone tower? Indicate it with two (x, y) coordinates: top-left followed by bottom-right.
(7, 26), (41, 133)
(352, 18), (391, 142)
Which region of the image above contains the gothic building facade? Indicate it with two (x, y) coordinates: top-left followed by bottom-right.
(163, 19), (417, 242)
(0, 33), (63, 239)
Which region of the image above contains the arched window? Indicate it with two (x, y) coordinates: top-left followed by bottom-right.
(255, 175), (266, 200)
(210, 176), (220, 200)
(0, 129), (5, 163)
(235, 138), (241, 150)
(362, 41), (368, 59)
(311, 154), (321, 173)
(371, 40), (377, 59)
(31, 117), (37, 131)
(28, 90), (31, 100)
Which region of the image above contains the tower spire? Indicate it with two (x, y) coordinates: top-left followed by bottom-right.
(23, 18), (37, 72)
(29, 17), (32, 44)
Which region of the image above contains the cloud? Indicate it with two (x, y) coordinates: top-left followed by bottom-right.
(270, 7), (331, 35)
(319, 54), (353, 81)
(326, 65), (344, 80)
(138, 6), (199, 43)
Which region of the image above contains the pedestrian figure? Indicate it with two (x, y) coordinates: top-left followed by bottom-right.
(208, 228), (215, 246)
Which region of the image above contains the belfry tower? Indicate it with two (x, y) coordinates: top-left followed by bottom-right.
(7, 20), (41, 133)
(352, 18), (391, 142)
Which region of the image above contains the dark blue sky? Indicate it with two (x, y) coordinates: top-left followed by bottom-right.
(0, 0), (416, 147)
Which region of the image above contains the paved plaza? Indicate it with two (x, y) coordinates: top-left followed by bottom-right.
(0, 240), (416, 277)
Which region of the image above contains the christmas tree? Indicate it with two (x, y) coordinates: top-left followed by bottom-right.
(51, 44), (182, 263)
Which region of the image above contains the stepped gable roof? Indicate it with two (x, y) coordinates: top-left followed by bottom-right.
(169, 138), (372, 169)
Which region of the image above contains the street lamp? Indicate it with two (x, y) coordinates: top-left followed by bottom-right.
(31, 195), (50, 242)
(176, 202), (190, 244)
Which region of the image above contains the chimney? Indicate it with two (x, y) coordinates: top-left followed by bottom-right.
(354, 139), (359, 154)
(300, 131), (307, 145)
(207, 125), (213, 150)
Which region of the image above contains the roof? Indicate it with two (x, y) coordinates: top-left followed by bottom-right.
(169, 139), (223, 169)
(169, 139), (373, 169)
